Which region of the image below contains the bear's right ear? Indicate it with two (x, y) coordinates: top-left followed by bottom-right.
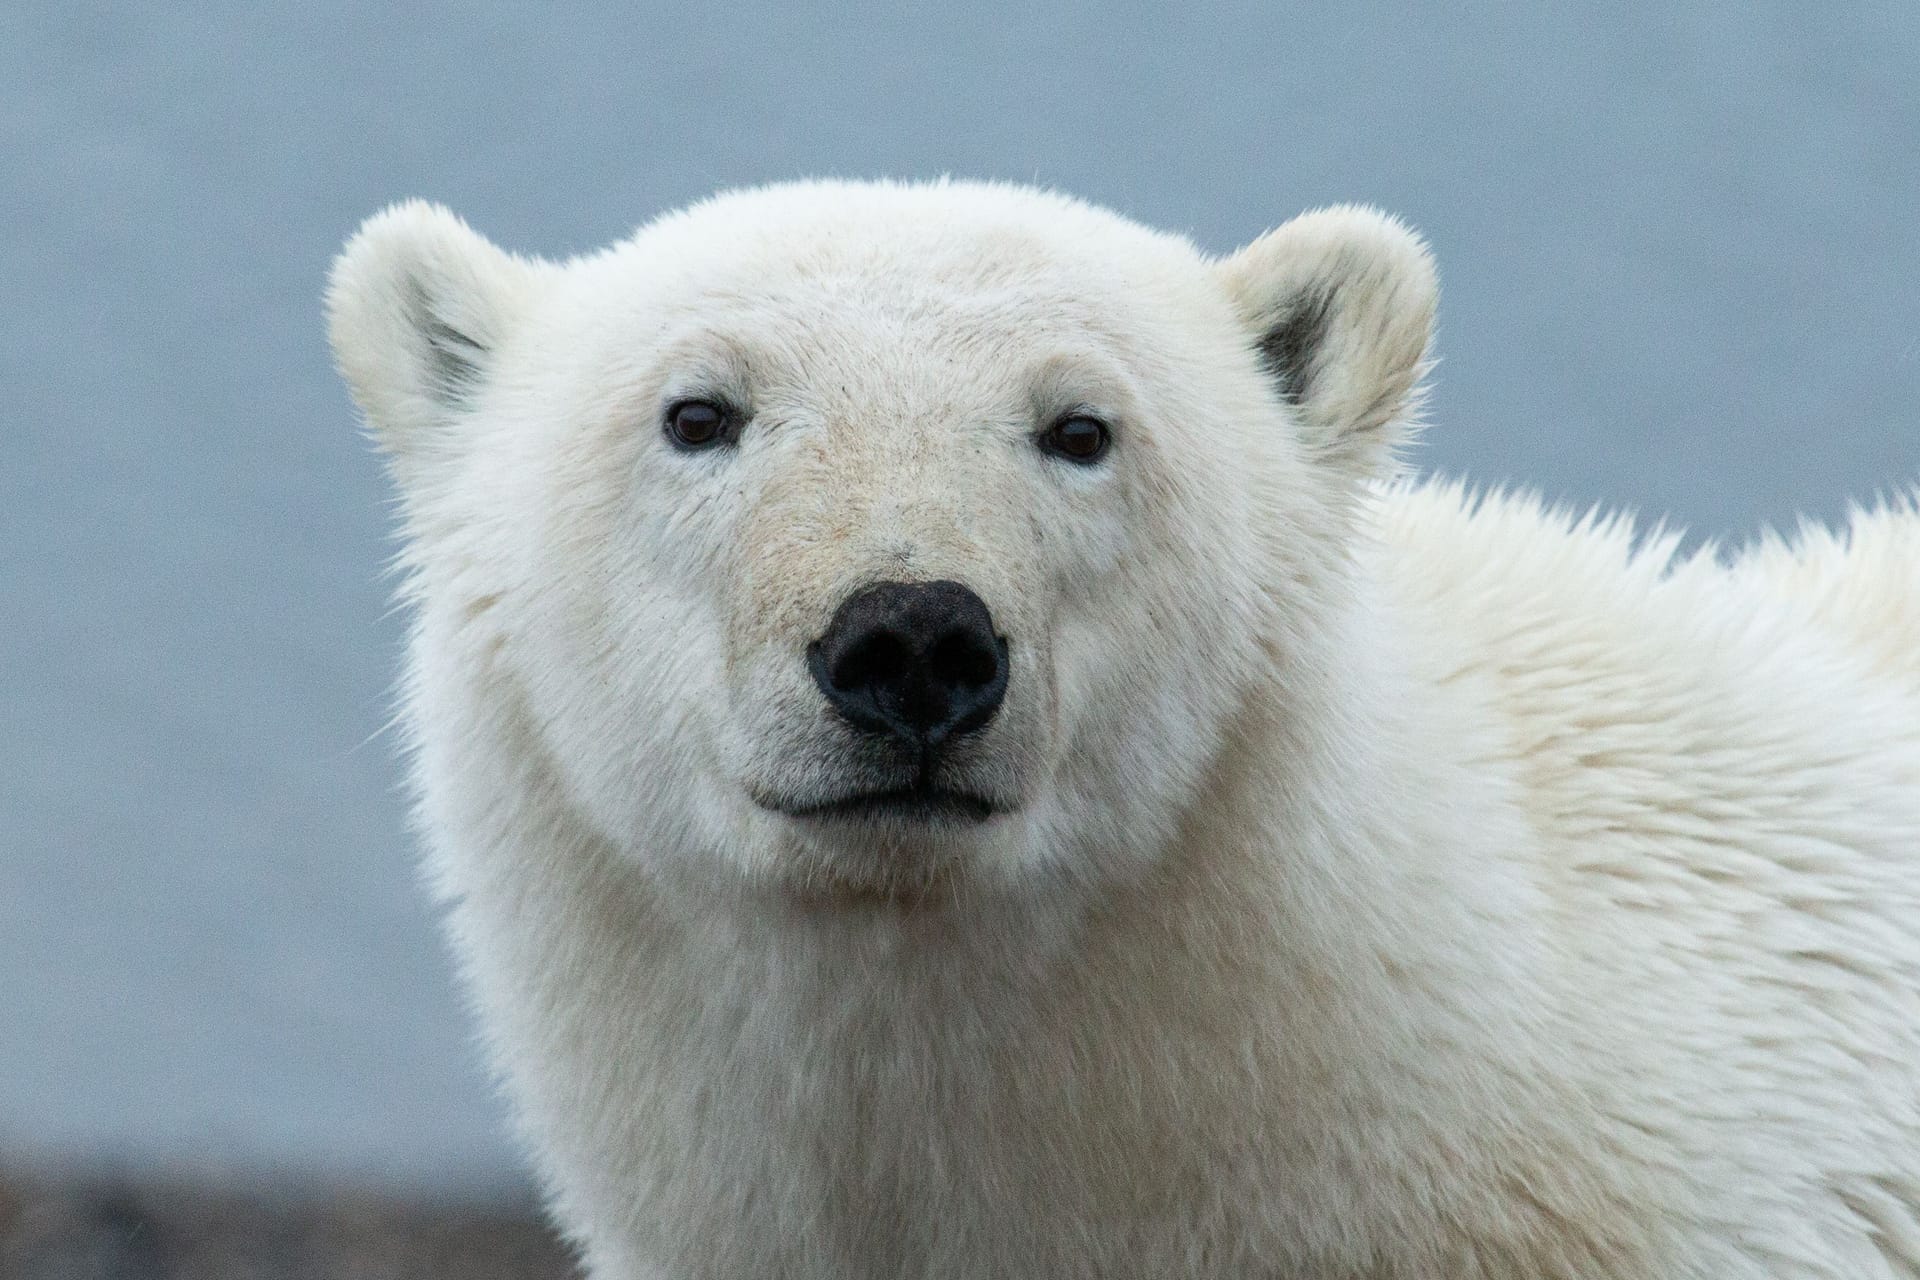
(326, 201), (545, 471)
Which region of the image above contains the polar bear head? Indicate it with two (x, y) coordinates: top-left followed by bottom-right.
(329, 181), (1434, 910)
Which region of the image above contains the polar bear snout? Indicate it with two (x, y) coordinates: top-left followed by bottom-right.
(807, 580), (1010, 752)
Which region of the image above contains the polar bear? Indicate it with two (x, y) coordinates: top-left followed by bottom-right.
(327, 180), (1920, 1279)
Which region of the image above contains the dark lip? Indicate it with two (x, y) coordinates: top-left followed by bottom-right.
(759, 786), (1000, 825)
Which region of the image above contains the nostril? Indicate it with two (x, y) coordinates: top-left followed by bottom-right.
(927, 629), (998, 689)
(832, 630), (910, 693)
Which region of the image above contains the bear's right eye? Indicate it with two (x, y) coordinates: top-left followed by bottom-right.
(665, 398), (735, 450)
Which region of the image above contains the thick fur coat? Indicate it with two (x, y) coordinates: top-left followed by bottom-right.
(328, 180), (1920, 1279)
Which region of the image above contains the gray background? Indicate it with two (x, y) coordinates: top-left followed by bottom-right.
(4, 1), (1916, 1198)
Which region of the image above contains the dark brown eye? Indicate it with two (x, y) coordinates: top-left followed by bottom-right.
(1042, 413), (1111, 463)
(665, 398), (732, 449)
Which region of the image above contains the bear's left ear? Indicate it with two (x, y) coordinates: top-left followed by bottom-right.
(1216, 206), (1436, 481)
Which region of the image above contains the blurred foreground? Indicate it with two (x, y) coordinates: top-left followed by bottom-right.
(0, 1170), (573, 1279)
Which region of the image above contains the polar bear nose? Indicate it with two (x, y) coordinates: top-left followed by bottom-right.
(808, 580), (1009, 750)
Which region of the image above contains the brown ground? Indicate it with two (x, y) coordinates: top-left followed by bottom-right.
(0, 1170), (577, 1280)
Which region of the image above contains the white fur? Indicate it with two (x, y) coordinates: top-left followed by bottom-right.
(328, 180), (1920, 1279)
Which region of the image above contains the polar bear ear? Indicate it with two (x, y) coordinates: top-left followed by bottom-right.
(326, 201), (545, 472)
(1216, 206), (1436, 481)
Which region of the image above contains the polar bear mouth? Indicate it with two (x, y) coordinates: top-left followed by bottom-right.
(756, 784), (1000, 825)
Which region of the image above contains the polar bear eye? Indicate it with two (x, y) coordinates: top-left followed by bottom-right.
(665, 398), (735, 450)
(1041, 413), (1111, 464)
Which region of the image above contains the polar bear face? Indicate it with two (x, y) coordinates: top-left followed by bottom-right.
(330, 182), (1434, 908)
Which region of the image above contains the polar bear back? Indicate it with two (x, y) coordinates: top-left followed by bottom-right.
(1372, 480), (1920, 1275)
(1732, 499), (1920, 700)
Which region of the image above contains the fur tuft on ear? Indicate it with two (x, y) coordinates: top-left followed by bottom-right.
(326, 201), (545, 469)
(1217, 206), (1437, 480)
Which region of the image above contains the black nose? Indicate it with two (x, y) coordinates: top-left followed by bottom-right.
(808, 580), (1009, 750)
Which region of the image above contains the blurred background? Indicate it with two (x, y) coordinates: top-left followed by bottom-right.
(3, 1), (1916, 1274)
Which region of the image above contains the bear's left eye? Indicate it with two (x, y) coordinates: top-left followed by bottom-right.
(1040, 413), (1112, 464)
(665, 398), (736, 450)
